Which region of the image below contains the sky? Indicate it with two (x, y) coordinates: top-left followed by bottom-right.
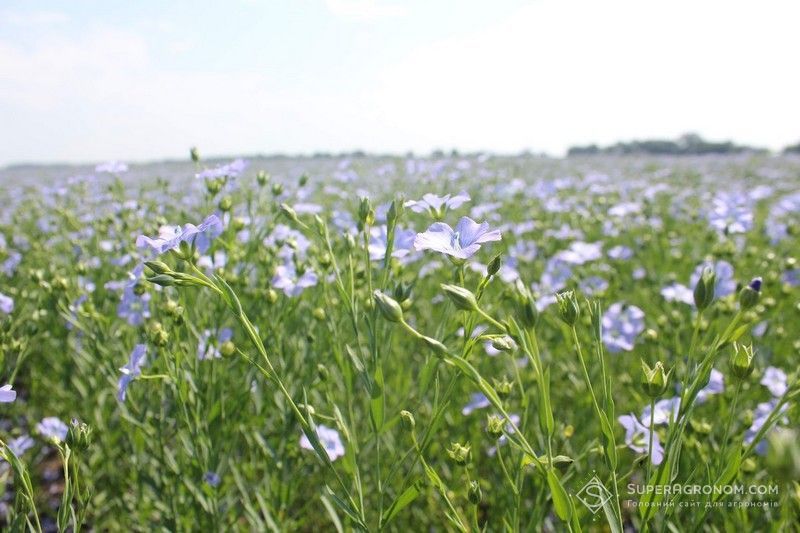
(1, 0), (799, 166)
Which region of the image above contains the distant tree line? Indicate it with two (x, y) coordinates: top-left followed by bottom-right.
(783, 141), (800, 154)
(567, 133), (775, 156)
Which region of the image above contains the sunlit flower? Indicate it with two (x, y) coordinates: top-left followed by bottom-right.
(414, 217), (501, 260)
(136, 215), (223, 256)
(405, 192), (470, 215)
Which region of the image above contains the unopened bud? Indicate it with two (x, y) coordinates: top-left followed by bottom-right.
(739, 277), (762, 310)
(447, 442), (471, 466)
(468, 480), (482, 505)
(373, 290), (404, 323)
(641, 360), (671, 398)
(556, 290), (580, 326)
(730, 342), (756, 379)
(400, 410), (416, 430)
(441, 284), (478, 312)
(693, 266), (716, 310)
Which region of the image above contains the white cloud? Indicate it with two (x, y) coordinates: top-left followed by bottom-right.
(1, 9), (70, 27)
(324, 0), (406, 22)
(370, 0), (800, 154)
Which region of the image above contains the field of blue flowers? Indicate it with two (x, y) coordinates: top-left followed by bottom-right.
(0, 153), (798, 531)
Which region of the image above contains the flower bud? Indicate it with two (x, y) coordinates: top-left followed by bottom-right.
(641, 360), (671, 398)
(447, 442), (471, 466)
(256, 170), (269, 186)
(147, 274), (176, 287)
(468, 480), (482, 505)
(486, 414), (505, 439)
(492, 376), (514, 397)
(271, 182), (284, 196)
(387, 197), (404, 227)
(556, 290), (579, 326)
(219, 340), (236, 358)
(298, 174), (309, 187)
(765, 428), (800, 483)
(373, 290), (404, 323)
(206, 178), (223, 195)
(730, 342), (756, 379)
(739, 277), (762, 310)
(487, 255), (502, 277)
(421, 335), (448, 355)
(218, 196), (233, 212)
(66, 419), (93, 451)
(266, 288), (278, 304)
(280, 203), (299, 223)
(400, 410), (416, 430)
(358, 197), (375, 229)
(190, 146), (200, 163)
(693, 266), (716, 310)
(145, 261), (172, 276)
(513, 280), (538, 329)
(490, 336), (515, 353)
(440, 284), (478, 312)
(317, 364), (329, 382)
(312, 307), (326, 321)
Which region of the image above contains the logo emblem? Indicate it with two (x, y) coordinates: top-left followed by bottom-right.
(575, 474), (613, 514)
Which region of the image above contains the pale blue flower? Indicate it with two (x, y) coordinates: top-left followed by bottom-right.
(744, 400), (789, 455)
(7, 435), (35, 457)
(195, 158), (248, 180)
(696, 368), (724, 403)
(708, 192), (753, 234)
(0, 384), (16, 403)
(641, 397), (681, 425)
(618, 414), (664, 465)
(118, 344), (147, 402)
(368, 226), (416, 262)
(0, 292), (12, 314)
(198, 328), (233, 360)
(272, 263), (318, 297)
(36, 417), (68, 442)
(95, 161), (129, 174)
(607, 245), (633, 260)
(414, 217), (501, 260)
(203, 471), (221, 487)
(602, 303), (645, 353)
(761, 366), (787, 397)
(690, 260), (736, 298)
(136, 215), (223, 256)
(660, 283), (694, 305)
(405, 192), (470, 215)
(462, 392), (490, 415)
(555, 241), (602, 265)
(300, 424), (345, 461)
